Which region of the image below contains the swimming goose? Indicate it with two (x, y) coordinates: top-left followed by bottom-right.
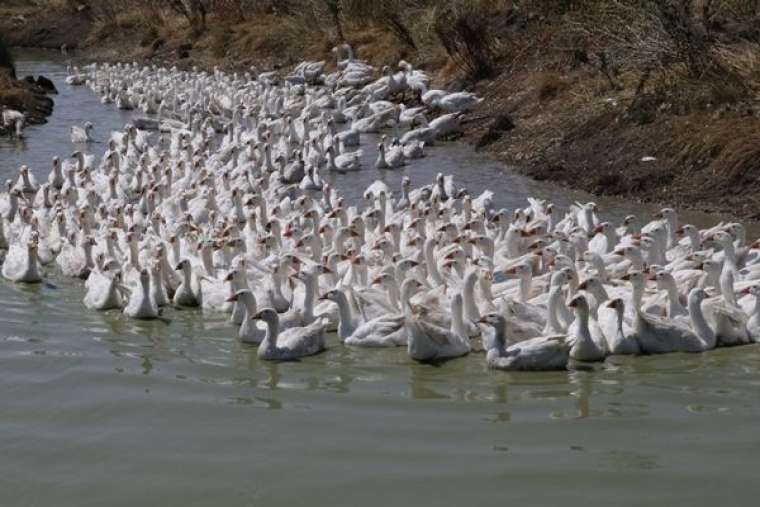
(568, 295), (607, 362)
(14, 166), (39, 195)
(598, 298), (640, 355)
(71, 122), (95, 144)
(254, 308), (327, 361)
(172, 259), (202, 307)
(124, 269), (160, 319)
(2, 241), (43, 283)
(375, 142), (405, 169)
(84, 269), (125, 311)
(227, 289), (267, 344)
(57, 235), (96, 279)
(406, 293), (471, 362)
(480, 313), (570, 371)
(322, 281), (422, 347)
(633, 288), (716, 354)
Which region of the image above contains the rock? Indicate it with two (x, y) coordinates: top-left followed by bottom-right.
(35, 76), (57, 94)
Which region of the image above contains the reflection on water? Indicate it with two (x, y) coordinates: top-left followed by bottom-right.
(1, 50), (760, 506)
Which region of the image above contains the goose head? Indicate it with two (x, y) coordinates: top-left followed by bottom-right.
(371, 272), (394, 287)
(568, 294), (590, 313)
(697, 259), (722, 277)
(319, 288), (344, 302)
(479, 312), (506, 328)
(503, 263), (531, 278)
(605, 298), (625, 317)
(653, 207), (676, 222)
(577, 276), (602, 293)
(226, 288), (252, 303)
(252, 307), (278, 323)
(620, 270), (645, 283)
(654, 271), (676, 289)
(591, 221), (612, 237)
(675, 224), (697, 237)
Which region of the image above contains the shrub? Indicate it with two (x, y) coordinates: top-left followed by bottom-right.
(432, 0), (496, 80)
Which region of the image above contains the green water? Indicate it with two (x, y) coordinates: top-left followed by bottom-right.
(2, 51), (760, 507)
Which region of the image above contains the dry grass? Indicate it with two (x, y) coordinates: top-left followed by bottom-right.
(537, 72), (570, 101)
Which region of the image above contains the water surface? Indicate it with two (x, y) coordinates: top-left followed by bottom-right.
(1, 50), (760, 507)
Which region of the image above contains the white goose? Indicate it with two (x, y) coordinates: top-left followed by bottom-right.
(633, 288), (716, 354)
(172, 259), (202, 307)
(227, 289), (267, 344)
(71, 122), (95, 143)
(254, 308), (327, 361)
(2, 241), (43, 283)
(598, 298), (640, 355)
(322, 280), (421, 347)
(84, 269), (125, 311)
(568, 295), (607, 362)
(480, 313), (570, 371)
(406, 293), (471, 362)
(123, 269), (160, 320)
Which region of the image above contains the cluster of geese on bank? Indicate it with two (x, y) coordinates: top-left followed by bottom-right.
(2, 53), (760, 370)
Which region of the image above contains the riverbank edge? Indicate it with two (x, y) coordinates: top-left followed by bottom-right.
(2, 5), (759, 222)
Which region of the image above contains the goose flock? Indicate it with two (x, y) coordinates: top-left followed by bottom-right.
(2, 50), (760, 371)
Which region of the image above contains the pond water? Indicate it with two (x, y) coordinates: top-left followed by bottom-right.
(1, 50), (760, 507)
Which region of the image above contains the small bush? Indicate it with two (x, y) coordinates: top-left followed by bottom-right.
(432, 0), (497, 80)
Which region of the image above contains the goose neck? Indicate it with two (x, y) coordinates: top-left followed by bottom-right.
(462, 272), (480, 321)
(262, 316), (279, 352)
(241, 293), (257, 316)
(424, 240), (444, 286)
(632, 282), (644, 314)
(688, 297), (715, 349)
(335, 292), (357, 340)
(720, 270), (737, 307)
(574, 306), (593, 344)
(27, 247), (40, 278)
(387, 278), (402, 311)
(545, 287), (564, 333)
(519, 273), (531, 303)
(451, 295), (466, 336)
(301, 275), (316, 323)
(492, 318), (508, 351)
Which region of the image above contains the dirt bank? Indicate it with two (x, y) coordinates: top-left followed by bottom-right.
(2, 1), (760, 219)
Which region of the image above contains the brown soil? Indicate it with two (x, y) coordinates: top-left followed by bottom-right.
(463, 62), (760, 219)
(0, 6), (92, 49)
(2, 3), (760, 219)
